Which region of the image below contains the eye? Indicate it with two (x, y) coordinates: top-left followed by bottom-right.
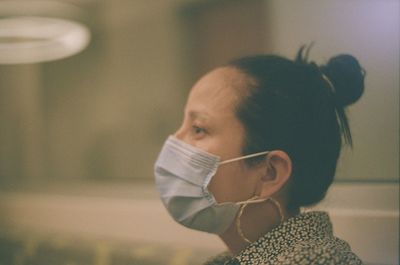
(192, 125), (207, 135)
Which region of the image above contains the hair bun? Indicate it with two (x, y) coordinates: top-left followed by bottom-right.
(321, 54), (365, 107)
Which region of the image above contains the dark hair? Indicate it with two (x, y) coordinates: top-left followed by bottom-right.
(229, 46), (365, 210)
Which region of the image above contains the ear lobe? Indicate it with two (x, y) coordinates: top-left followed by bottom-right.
(258, 150), (292, 198)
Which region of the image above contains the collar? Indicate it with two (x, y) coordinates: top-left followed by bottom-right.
(235, 211), (333, 263)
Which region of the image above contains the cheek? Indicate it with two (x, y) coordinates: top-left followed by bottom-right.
(207, 162), (257, 203)
(195, 130), (243, 159)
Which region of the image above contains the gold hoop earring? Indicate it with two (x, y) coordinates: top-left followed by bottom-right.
(236, 202), (252, 244)
(235, 197), (285, 244)
(268, 197), (285, 224)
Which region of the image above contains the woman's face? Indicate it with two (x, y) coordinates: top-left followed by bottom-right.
(174, 67), (263, 203)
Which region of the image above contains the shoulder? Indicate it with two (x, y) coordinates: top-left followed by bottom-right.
(276, 237), (363, 265)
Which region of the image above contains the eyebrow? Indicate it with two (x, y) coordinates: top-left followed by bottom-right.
(188, 110), (210, 121)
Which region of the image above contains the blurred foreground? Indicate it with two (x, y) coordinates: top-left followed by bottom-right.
(0, 182), (398, 265)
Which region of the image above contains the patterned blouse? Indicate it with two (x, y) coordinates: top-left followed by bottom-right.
(204, 211), (363, 265)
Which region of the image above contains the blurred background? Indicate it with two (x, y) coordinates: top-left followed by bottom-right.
(0, 0), (398, 264)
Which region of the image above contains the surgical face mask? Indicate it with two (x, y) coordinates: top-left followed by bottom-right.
(154, 135), (269, 235)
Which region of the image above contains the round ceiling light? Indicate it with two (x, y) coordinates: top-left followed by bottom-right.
(0, 1), (90, 64)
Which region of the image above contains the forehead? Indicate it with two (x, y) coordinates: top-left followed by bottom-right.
(186, 67), (250, 117)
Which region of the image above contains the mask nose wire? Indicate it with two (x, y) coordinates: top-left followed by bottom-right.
(218, 151), (270, 165)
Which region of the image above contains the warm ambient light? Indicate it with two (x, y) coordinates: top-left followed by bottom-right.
(0, 16), (90, 64)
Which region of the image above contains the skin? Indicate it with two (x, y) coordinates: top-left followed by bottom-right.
(174, 67), (295, 255)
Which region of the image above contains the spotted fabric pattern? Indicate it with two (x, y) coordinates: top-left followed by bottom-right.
(204, 211), (363, 265)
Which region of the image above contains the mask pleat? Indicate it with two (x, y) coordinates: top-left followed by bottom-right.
(167, 136), (220, 170)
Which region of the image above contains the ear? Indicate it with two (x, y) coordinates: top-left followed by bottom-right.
(257, 150), (292, 198)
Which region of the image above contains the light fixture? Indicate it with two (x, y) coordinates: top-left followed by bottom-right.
(0, 0), (91, 64)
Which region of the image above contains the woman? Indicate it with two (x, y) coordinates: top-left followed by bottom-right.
(154, 46), (365, 265)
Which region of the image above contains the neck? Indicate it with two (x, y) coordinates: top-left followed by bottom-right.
(219, 199), (298, 255)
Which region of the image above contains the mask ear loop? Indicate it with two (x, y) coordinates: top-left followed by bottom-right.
(236, 197), (285, 244)
(219, 151), (270, 165)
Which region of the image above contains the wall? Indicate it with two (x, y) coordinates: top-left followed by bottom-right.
(1, 0), (397, 184)
(0, 1), (186, 183)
